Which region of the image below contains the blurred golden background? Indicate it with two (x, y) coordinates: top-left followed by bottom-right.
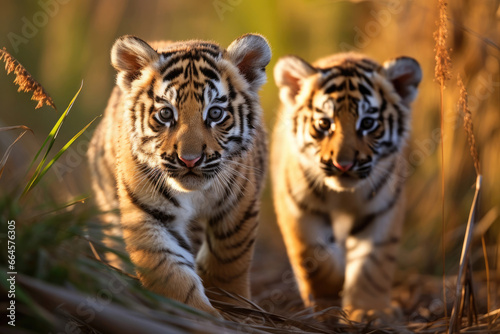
(1, 0), (499, 326)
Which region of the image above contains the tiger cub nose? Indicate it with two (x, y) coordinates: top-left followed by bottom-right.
(178, 155), (201, 168)
(333, 160), (353, 172)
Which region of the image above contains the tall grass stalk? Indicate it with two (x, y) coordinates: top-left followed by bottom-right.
(448, 175), (481, 333)
(434, 0), (452, 321)
(448, 75), (483, 333)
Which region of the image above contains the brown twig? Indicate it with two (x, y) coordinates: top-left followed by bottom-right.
(481, 236), (492, 329)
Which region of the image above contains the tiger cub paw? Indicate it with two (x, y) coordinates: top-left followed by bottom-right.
(195, 302), (223, 319)
(306, 298), (344, 323)
(344, 304), (403, 325)
(186, 291), (223, 319)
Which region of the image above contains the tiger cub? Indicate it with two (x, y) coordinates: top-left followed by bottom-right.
(87, 34), (271, 316)
(271, 53), (421, 319)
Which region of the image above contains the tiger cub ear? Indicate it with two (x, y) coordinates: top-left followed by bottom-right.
(274, 55), (317, 106)
(111, 35), (159, 89)
(383, 57), (422, 106)
(227, 34), (272, 92)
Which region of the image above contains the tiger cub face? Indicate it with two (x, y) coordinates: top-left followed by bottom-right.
(112, 35), (271, 191)
(274, 53), (421, 191)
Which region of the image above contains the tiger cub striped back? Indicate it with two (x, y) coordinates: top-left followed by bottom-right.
(272, 53), (421, 319)
(87, 34), (271, 316)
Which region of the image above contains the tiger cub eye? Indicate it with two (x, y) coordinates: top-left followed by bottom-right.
(360, 117), (375, 130)
(157, 107), (174, 123)
(317, 118), (332, 131)
(207, 107), (223, 122)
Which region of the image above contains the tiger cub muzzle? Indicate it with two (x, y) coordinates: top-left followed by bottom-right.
(319, 155), (373, 179)
(160, 148), (223, 190)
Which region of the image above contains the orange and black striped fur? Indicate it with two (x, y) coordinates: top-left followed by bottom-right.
(87, 34), (271, 316)
(272, 53), (421, 319)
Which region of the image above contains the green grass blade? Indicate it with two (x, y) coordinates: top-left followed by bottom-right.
(28, 195), (89, 220)
(22, 82), (83, 197)
(25, 82), (83, 179)
(27, 115), (100, 191)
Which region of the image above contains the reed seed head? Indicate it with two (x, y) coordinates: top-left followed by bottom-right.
(457, 75), (480, 175)
(0, 47), (56, 110)
(434, 0), (452, 85)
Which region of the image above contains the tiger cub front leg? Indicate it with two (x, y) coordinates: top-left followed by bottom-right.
(196, 196), (260, 303)
(342, 202), (404, 321)
(118, 181), (218, 316)
(275, 194), (345, 309)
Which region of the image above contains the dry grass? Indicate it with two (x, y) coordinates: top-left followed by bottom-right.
(447, 76), (485, 333)
(457, 75), (480, 175)
(0, 125), (32, 179)
(434, 0), (452, 86)
(434, 0), (453, 322)
(0, 47), (56, 110)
